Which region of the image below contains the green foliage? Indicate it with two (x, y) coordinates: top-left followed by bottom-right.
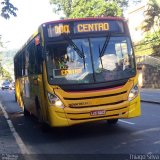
(134, 28), (160, 56)
(69, 0), (122, 18)
(0, 62), (12, 81)
(0, 0), (18, 49)
(145, 28), (160, 56)
(112, 0), (128, 8)
(134, 41), (153, 56)
(142, 0), (160, 31)
(0, 49), (17, 81)
(136, 0), (160, 56)
(50, 0), (130, 18)
(1, 0), (18, 19)
(50, 0), (72, 17)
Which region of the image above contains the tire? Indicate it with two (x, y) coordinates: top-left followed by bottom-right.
(35, 98), (43, 123)
(24, 105), (30, 117)
(107, 119), (118, 125)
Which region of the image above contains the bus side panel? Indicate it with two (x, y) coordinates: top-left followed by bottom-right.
(15, 78), (23, 108)
(128, 94), (141, 118)
(37, 74), (48, 122)
(22, 76), (32, 113)
(21, 74), (47, 121)
(41, 62), (69, 126)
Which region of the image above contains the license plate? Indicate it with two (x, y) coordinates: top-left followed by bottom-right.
(90, 110), (106, 116)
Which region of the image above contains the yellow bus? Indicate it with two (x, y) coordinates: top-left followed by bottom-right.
(14, 17), (141, 127)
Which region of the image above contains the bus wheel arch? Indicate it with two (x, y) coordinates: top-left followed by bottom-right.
(24, 105), (30, 117)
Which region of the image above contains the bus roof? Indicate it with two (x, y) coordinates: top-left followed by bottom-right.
(42, 16), (126, 26)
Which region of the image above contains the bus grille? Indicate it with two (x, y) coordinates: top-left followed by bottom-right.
(64, 90), (127, 109)
(64, 91), (127, 101)
(68, 100), (125, 108)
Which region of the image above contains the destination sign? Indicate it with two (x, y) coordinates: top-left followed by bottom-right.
(53, 68), (82, 77)
(75, 22), (109, 33)
(47, 20), (124, 37)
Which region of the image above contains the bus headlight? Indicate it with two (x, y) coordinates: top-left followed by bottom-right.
(47, 93), (64, 108)
(128, 84), (139, 101)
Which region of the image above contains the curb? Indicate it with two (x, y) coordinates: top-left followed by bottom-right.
(141, 100), (160, 104)
(0, 102), (29, 154)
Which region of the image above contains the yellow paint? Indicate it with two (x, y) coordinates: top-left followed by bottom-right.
(54, 25), (70, 34)
(45, 74), (141, 127)
(15, 79), (23, 108)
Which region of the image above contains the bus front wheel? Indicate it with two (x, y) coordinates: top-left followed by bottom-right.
(24, 106), (30, 117)
(107, 119), (118, 125)
(35, 98), (43, 123)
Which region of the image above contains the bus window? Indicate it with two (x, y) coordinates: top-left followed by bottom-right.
(91, 36), (136, 82)
(46, 39), (94, 84)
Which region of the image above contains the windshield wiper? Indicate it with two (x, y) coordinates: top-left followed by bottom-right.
(98, 45), (104, 70)
(99, 32), (111, 57)
(98, 32), (111, 71)
(62, 34), (86, 69)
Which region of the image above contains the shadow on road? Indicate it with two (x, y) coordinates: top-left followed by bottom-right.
(10, 112), (134, 145)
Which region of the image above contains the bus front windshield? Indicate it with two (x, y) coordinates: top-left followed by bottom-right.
(46, 36), (136, 85)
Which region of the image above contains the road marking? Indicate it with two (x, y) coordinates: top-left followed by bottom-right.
(132, 127), (160, 135)
(119, 120), (135, 125)
(0, 103), (30, 154)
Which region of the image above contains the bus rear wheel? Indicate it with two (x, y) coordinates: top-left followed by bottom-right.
(107, 119), (118, 125)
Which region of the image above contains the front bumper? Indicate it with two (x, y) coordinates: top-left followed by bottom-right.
(47, 96), (140, 127)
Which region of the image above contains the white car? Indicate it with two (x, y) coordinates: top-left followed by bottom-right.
(1, 81), (10, 90)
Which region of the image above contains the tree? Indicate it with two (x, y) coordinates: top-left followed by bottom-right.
(0, 62), (12, 81)
(142, 0), (160, 31)
(112, 0), (128, 8)
(0, 0), (18, 19)
(140, 0), (160, 56)
(50, 0), (142, 18)
(69, 0), (123, 18)
(0, 0), (18, 48)
(50, 0), (130, 18)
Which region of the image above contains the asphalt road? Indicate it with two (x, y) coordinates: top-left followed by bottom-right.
(0, 90), (160, 160)
(141, 88), (160, 103)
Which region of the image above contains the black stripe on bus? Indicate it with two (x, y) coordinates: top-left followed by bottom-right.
(64, 91), (127, 100)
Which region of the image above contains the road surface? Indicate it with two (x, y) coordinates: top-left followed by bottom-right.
(0, 89), (160, 160)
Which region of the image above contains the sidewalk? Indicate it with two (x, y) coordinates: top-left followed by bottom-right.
(0, 106), (21, 155)
(140, 88), (160, 104)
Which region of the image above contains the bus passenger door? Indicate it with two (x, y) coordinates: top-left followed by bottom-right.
(23, 40), (44, 118)
(32, 42), (47, 121)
